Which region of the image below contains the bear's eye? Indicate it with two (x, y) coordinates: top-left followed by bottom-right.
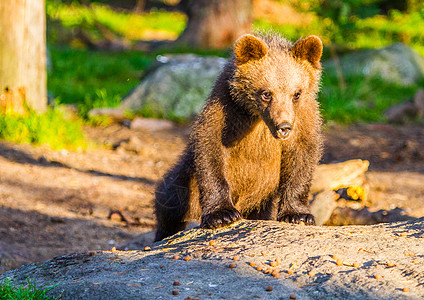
(260, 91), (272, 102)
(293, 90), (302, 101)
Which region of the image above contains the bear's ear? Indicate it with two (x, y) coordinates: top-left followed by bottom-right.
(291, 35), (323, 69)
(234, 34), (269, 64)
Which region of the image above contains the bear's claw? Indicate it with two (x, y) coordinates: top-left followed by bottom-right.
(280, 213), (315, 225)
(201, 208), (242, 229)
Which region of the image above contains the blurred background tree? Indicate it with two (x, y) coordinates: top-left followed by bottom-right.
(0, 0), (47, 112)
(175, 0), (252, 48)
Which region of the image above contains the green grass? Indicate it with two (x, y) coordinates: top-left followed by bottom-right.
(0, 278), (55, 300)
(48, 47), (152, 117)
(319, 74), (421, 124)
(0, 107), (87, 151)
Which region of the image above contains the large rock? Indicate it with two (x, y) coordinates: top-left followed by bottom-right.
(121, 54), (227, 121)
(1, 219), (423, 299)
(324, 43), (424, 85)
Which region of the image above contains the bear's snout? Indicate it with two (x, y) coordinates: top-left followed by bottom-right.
(276, 122), (292, 139)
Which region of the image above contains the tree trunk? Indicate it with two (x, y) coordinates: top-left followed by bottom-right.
(0, 0), (47, 112)
(176, 0), (253, 49)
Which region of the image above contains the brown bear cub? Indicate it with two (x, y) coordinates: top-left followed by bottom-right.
(154, 32), (323, 241)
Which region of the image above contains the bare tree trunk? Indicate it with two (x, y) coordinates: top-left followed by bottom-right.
(133, 0), (146, 13)
(176, 0), (252, 49)
(0, 0), (47, 112)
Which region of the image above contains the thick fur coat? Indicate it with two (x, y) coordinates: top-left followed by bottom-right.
(154, 32), (323, 241)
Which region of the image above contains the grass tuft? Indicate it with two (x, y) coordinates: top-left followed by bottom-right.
(0, 107), (87, 151)
(0, 278), (55, 300)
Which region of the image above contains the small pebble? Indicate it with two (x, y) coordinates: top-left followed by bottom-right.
(272, 272), (280, 278)
(402, 288), (410, 293)
(336, 259), (343, 266)
(387, 262), (396, 267)
(353, 262), (360, 268)
(249, 261), (256, 267)
(173, 281), (180, 286)
(160, 265), (165, 269)
(298, 221), (305, 225)
(256, 266), (263, 271)
(374, 274), (382, 280)
(144, 246), (151, 251)
(172, 290), (179, 295)
(89, 251), (96, 256)
(400, 232), (407, 237)
(332, 254), (339, 260)
(265, 285), (273, 292)
(209, 240), (217, 246)
(172, 255), (180, 260)
(229, 263), (236, 269)
(183, 255), (191, 261)
(287, 269), (294, 274)
(289, 294), (297, 300)
(264, 268), (272, 274)
(270, 261), (277, 267)
(412, 259), (418, 263)
(308, 270), (316, 277)
(232, 256), (240, 261)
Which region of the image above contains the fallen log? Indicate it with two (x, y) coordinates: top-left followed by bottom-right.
(311, 159), (369, 193)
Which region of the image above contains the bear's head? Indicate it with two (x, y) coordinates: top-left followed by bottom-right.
(230, 33), (323, 141)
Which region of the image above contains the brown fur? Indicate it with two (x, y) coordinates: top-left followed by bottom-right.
(154, 32), (323, 241)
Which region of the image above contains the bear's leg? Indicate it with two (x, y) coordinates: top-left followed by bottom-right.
(154, 160), (192, 241)
(197, 164), (242, 229)
(277, 186), (316, 225)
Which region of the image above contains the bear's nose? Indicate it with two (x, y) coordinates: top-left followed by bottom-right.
(276, 122), (292, 138)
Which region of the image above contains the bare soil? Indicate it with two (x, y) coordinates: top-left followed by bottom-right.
(0, 122), (423, 273)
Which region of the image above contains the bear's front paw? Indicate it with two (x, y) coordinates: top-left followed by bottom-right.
(201, 208), (242, 229)
(279, 213), (315, 225)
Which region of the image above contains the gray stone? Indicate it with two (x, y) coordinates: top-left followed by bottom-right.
(115, 136), (143, 154)
(130, 117), (174, 131)
(384, 101), (417, 124)
(1, 219), (424, 299)
(329, 207), (415, 226)
(324, 43), (424, 86)
(120, 54), (227, 121)
(88, 107), (125, 121)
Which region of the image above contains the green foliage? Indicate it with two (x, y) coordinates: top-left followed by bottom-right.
(353, 10), (424, 55)
(0, 107), (87, 151)
(255, 2), (424, 56)
(46, 1), (186, 43)
(319, 74), (420, 123)
(0, 278), (55, 300)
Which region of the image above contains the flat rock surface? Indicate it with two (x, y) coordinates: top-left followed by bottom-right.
(2, 219), (423, 299)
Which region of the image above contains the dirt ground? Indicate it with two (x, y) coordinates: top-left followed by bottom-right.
(0, 122), (423, 273)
